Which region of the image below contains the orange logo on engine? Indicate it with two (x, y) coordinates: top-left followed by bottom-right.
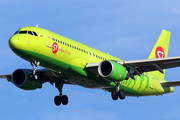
(155, 46), (165, 58)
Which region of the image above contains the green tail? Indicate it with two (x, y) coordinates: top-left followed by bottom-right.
(147, 30), (171, 79)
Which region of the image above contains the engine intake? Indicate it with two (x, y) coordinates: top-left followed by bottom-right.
(98, 60), (127, 82)
(12, 69), (42, 90)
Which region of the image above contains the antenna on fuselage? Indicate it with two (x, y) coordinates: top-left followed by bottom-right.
(36, 24), (39, 27)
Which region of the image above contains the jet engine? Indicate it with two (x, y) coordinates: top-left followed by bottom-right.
(98, 60), (127, 82)
(11, 69), (42, 90)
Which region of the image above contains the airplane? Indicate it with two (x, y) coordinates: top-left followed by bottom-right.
(1, 26), (180, 106)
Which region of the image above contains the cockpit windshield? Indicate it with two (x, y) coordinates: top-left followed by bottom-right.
(14, 30), (38, 36)
(19, 31), (28, 34)
(28, 31), (33, 35)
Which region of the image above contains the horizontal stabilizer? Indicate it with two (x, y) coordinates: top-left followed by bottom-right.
(161, 81), (180, 87)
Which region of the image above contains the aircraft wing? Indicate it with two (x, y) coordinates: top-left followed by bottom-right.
(0, 74), (12, 82)
(118, 56), (180, 73)
(86, 56), (180, 76)
(0, 69), (73, 85)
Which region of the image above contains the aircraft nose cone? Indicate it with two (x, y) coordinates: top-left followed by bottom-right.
(9, 35), (22, 50)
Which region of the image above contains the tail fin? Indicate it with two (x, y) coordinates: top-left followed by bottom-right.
(148, 30), (171, 79)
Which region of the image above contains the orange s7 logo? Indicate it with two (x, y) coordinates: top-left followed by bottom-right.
(155, 46), (165, 58)
(52, 42), (58, 54)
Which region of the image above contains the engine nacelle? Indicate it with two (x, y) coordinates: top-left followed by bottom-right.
(12, 69), (42, 90)
(98, 60), (127, 82)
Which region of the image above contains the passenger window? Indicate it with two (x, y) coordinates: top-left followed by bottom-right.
(32, 31), (38, 36)
(28, 31), (33, 35)
(19, 31), (27, 34)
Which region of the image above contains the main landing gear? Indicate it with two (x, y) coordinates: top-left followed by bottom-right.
(54, 80), (69, 106)
(111, 82), (126, 100)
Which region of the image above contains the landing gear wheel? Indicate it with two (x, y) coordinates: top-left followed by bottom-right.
(54, 96), (61, 106)
(119, 90), (126, 100)
(54, 80), (69, 106)
(61, 95), (68, 105)
(111, 90), (118, 100)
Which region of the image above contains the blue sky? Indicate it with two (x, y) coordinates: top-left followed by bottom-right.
(1, 0), (180, 120)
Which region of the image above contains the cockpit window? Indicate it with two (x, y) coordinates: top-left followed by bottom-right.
(19, 31), (28, 34)
(28, 31), (33, 35)
(32, 31), (38, 36)
(14, 30), (38, 37)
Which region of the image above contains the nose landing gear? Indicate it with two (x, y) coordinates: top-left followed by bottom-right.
(30, 61), (42, 88)
(30, 61), (40, 80)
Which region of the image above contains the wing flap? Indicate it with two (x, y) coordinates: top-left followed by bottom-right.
(140, 62), (180, 72)
(122, 56), (180, 75)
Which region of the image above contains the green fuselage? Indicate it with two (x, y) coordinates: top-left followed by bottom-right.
(9, 26), (174, 97)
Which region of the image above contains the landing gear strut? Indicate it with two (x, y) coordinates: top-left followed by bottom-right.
(111, 82), (126, 100)
(30, 61), (40, 80)
(29, 61), (42, 88)
(54, 80), (69, 106)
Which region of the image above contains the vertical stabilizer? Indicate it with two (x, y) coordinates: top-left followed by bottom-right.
(148, 30), (171, 79)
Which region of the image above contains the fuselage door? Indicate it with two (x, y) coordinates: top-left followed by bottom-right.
(42, 29), (52, 48)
